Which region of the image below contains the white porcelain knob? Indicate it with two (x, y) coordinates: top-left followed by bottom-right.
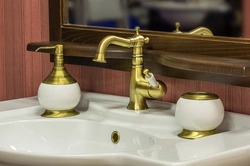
(38, 83), (81, 111)
(143, 69), (158, 88)
(175, 92), (224, 132)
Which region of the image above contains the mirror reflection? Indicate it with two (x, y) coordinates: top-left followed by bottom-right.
(68, 0), (242, 37)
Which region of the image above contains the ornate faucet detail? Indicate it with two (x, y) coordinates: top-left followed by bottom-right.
(173, 22), (213, 36)
(93, 27), (167, 111)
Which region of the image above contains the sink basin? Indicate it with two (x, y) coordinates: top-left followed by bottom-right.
(1, 92), (250, 166)
(0, 119), (155, 155)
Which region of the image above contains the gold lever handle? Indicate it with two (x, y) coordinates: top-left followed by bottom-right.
(134, 26), (149, 44)
(143, 68), (158, 88)
(143, 68), (152, 78)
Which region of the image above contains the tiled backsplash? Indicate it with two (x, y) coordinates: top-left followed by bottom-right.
(1, 0), (250, 115)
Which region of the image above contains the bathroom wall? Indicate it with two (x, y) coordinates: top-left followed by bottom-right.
(243, 0), (250, 38)
(1, 0), (250, 115)
(0, 0), (52, 100)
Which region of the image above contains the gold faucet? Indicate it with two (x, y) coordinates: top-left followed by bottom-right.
(173, 22), (213, 36)
(93, 27), (167, 111)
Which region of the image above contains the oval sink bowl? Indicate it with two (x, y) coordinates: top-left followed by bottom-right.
(2, 92), (250, 166)
(0, 119), (155, 155)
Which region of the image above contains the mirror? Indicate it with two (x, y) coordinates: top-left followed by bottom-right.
(67, 0), (242, 37)
(27, 0), (250, 88)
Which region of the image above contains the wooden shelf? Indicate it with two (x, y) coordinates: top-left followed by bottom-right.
(27, 41), (250, 87)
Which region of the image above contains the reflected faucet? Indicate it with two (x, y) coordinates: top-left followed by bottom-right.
(173, 22), (213, 36)
(93, 27), (167, 111)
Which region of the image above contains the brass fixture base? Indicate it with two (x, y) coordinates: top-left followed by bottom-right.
(41, 109), (79, 118)
(178, 129), (217, 139)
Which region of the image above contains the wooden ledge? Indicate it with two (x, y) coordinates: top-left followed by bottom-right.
(27, 41), (250, 76)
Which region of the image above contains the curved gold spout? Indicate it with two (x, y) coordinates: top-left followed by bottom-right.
(188, 27), (213, 36)
(93, 27), (167, 111)
(93, 36), (131, 63)
(173, 22), (213, 36)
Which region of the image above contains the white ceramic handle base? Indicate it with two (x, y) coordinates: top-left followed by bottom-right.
(175, 98), (224, 131)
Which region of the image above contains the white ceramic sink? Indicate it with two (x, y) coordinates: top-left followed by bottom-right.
(0, 119), (155, 155)
(1, 92), (250, 166)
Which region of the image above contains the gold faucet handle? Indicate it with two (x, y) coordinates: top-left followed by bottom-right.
(173, 22), (183, 33)
(143, 68), (159, 88)
(134, 26), (149, 44)
(143, 68), (152, 78)
(135, 26), (140, 35)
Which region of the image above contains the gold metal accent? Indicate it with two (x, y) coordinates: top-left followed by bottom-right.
(41, 109), (79, 118)
(143, 68), (152, 78)
(181, 92), (219, 100)
(93, 27), (167, 111)
(36, 44), (79, 118)
(173, 22), (213, 36)
(188, 27), (213, 36)
(173, 22), (182, 34)
(178, 129), (217, 139)
(35, 44), (76, 84)
(111, 131), (120, 144)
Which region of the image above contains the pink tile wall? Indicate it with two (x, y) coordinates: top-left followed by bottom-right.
(1, 0), (250, 115)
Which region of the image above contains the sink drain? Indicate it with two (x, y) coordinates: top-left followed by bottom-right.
(111, 131), (120, 144)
